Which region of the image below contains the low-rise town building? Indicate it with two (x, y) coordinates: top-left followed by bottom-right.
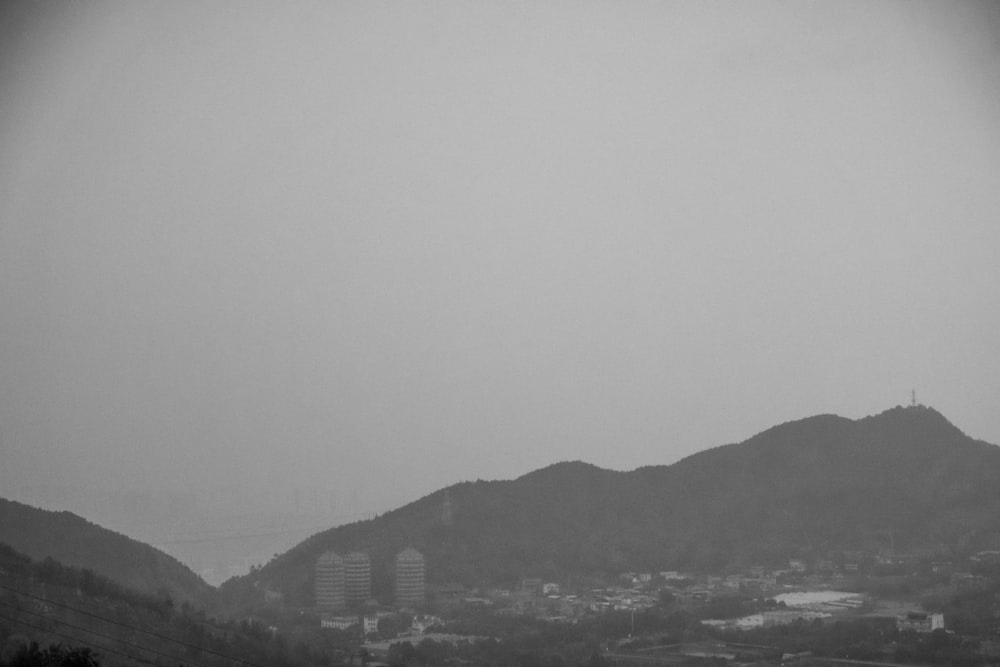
(897, 612), (945, 633)
(321, 614), (359, 630)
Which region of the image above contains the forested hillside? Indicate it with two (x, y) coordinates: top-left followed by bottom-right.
(223, 405), (1000, 607)
(0, 499), (213, 606)
(0, 543), (323, 667)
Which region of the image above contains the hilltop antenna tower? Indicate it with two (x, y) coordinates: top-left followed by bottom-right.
(440, 491), (453, 527)
(911, 389), (916, 407)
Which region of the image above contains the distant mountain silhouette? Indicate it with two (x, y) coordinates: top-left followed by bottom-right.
(0, 498), (213, 604)
(222, 405), (1000, 606)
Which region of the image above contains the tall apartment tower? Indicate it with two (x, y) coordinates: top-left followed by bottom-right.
(315, 551), (345, 609)
(343, 551), (371, 605)
(395, 547), (425, 606)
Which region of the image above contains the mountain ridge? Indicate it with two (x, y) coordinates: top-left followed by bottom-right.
(222, 405), (1000, 608)
(0, 497), (214, 605)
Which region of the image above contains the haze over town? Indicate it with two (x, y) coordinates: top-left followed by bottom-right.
(1, 1), (999, 580)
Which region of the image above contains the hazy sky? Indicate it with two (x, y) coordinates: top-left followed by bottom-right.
(2, 1), (1000, 530)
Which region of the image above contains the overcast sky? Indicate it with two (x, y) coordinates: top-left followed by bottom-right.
(2, 1), (1000, 528)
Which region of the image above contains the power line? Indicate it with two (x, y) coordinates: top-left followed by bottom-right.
(0, 610), (163, 667)
(0, 583), (264, 667)
(0, 598), (199, 666)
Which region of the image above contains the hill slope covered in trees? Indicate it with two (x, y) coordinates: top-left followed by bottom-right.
(223, 405), (1000, 607)
(0, 542), (327, 666)
(0, 499), (213, 606)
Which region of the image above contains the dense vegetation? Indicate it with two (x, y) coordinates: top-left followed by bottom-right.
(0, 500), (212, 606)
(0, 642), (100, 667)
(0, 543), (328, 667)
(224, 406), (1000, 607)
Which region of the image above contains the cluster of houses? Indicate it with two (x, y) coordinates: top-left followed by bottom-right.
(321, 611), (442, 634)
(315, 551), (996, 637)
(412, 559), (957, 634)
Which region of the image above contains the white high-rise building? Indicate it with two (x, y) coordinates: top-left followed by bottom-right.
(344, 551), (371, 605)
(395, 547), (425, 606)
(315, 551), (345, 609)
